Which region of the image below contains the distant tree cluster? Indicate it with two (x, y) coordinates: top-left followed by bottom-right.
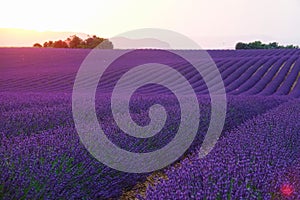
(235, 41), (299, 50)
(33, 35), (113, 49)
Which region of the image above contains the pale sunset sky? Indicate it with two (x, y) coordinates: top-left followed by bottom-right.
(1, 0), (299, 49)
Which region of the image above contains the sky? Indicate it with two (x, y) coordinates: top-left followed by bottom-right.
(1, 0), (300, 49)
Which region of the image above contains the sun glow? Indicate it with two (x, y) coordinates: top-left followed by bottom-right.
(1, 0), (300, 48)
(0, 0), (126, 33)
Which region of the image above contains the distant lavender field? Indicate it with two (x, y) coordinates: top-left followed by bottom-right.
(0, 48), (299, 199)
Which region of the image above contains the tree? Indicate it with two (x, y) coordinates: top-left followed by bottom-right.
(69, 35), (82, 48)
(248, 41), (264, 49)
(235, 42), (248, 49)
(36, 35), (114, 49)
(42, 41), (53, 48)
(269, 42), (279, 49)
(53, 40), (68, 48)
(235, 41), (299, 50)
(85, 36), (101, 48)
(43, 42), (48, 47)
(48, 41), (53, 47)
(33, 43), (42, 48)
(82, 35), (112, 49)
(97, 39), (114, 49)
(285, 44), (299, 49)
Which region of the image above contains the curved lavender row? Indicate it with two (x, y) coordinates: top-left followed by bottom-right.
(226, 57), (274, 94)
(275, 58), (300, 95)
(244, 56), (287, 95)
(182, 59), (228, 93)
(289, 75), (300, 98)
(1, 48), (300, 97)
(144, 99), (300, 200)
(1, 48), (300, 199)
(0, 103), (73, 137)
(0, 93), (286, 199)
(260, 56), (299, 96)
(192, 58), (250, 93)
(206, 58), (257, 94)
(231, 56), (297, 95)
(208, 49), (299, 58)
(1, 126), (147, 199)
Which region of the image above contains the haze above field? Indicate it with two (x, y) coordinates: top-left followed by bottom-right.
(1, 0), (300, 49)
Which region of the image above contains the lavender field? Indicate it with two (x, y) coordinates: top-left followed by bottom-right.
(1, 48), (300, 199)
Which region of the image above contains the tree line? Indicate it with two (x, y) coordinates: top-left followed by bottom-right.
(33, 35), (113, 49)
(236, 41), (299, 50)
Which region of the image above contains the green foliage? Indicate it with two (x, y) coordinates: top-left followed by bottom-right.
(36, 35), (113, 49)
(235, 41), (299, 49)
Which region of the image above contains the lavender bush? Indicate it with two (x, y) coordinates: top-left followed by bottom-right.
(0, 48), (299, 199)
(144, 99), (300, 199)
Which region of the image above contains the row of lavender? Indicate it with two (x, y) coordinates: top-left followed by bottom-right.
(0, 92), (287, 199)
(1, 48), (299, 199)
(1, 48), (299, 97)
(144, 99), (300, 199)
